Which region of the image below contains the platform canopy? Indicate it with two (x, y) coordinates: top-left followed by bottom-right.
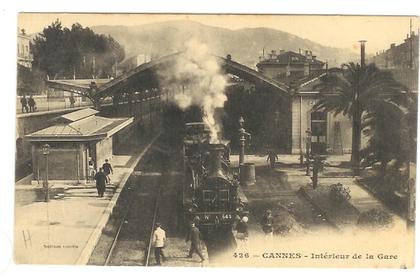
(25, 108), (133, 142)
(45, 52), (291, 106)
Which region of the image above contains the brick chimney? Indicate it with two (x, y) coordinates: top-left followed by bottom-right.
(359, 40), (367, 68)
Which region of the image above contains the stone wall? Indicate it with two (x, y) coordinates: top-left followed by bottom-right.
(32, 143), (86, 181)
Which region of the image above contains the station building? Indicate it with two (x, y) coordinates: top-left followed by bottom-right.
(257, 49), (353, 155)
(25, 108), (133, 184)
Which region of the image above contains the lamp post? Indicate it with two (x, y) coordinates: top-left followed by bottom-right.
(42, 144), (50, 202)
(305, 129), (312, 176)
(238, 116), (251, 165)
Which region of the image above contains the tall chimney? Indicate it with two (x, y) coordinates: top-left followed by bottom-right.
(359, 40), (367, 68)
(208, 145), (224, 177)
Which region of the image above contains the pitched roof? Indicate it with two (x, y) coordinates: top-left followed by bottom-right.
(55, 108), (99, 123)
(257, 51), (325, 66)
(26, 112), (133, 141)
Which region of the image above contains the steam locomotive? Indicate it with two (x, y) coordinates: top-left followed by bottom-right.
(181, 122), (247, 233)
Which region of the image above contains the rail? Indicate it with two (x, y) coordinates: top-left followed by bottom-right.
(145, 185), (162, 266)
(104, 189), (134, 266)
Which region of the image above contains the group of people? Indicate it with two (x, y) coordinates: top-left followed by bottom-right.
(152, 221), (206, 266)
(20, 95), (36, 113)
(152, 211), (274, 266)
(90, 159), (113, 198)
(234, 210), (274, 246)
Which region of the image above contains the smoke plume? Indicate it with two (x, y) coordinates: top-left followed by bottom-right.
(159, 39), (227, 143)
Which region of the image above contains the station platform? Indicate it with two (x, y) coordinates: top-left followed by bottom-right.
(231, 153), (406, 226)
(14, 137), (158, 265)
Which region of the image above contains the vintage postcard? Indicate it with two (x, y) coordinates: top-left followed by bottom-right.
(14, 13), (418, 268)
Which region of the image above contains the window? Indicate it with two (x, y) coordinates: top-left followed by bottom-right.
(203, 190), (215, 202)
(219, 190), (229, 201)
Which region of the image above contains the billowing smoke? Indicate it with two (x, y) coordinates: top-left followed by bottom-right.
(159, 39), (227, 143)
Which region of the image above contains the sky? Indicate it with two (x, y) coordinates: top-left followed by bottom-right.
(18, 13), (419, 54)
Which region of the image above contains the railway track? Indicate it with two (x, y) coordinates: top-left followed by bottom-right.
(88, 136), (183, 266)
(103, 176), (163, 266)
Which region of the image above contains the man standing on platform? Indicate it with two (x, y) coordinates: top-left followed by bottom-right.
(102, 159), (113, 183)
(28, 94), (36, 112)
(94, 167), (107, 197)
(267, 149), (278, 170)
(20, 95), (28, 113)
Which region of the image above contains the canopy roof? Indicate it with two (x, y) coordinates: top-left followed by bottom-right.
(26, 108), (133, 142)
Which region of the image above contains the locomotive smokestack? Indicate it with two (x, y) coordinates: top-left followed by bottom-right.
(209, 144), (224, 177)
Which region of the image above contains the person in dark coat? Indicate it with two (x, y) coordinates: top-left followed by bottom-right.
(236, 216), (249, 238)
(20, 95), (28, 113)
(236, 216), (249, 249)
(267, 149), (278, 170)
(186, 222), (205, 262)
(69, 94), (75, 108)
(262, 209), (274, 238)
(102, 159), (113, 183)
(28, 95), (36, 112)
(94, 167), (108, 197)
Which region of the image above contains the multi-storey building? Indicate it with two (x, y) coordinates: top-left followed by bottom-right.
(254, 49), (352, 155)
(371, 31), (419, 92)
(256, 49), (325, 81)
(17, 28), (33, 69)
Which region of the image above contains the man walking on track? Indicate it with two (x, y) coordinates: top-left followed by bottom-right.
(186, 222), (205, 262)
(94, 167), (107, 197)
(152, 223), (167, 265)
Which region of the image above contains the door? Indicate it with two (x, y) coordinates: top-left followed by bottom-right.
(311, 111), (327, 154)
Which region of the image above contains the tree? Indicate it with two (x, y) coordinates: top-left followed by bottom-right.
(361, 92), (417, 174)
(31, 19), (125, 79)
(314, 63), (403, 175)
(17, 64), (46, 95)
(31, 19), (66, 79)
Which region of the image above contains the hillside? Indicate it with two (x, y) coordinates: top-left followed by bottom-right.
(92, 20), (358, 68)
